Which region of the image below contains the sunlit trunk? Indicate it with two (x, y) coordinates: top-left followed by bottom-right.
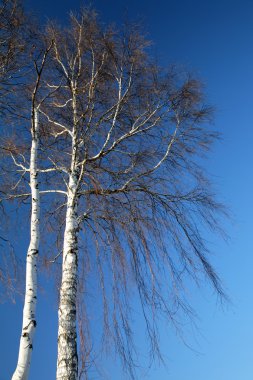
(56, 171), (79, 380)
(12, 109), (40, 380)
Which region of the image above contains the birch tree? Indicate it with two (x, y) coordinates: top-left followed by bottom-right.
(0, 3), (60, 378)
(10, 43), (54, 379)
(0, 33), (53, 377)
(32, 11), (226, 379)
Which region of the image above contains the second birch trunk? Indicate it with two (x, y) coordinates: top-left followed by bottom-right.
(12, 109), (40, 380)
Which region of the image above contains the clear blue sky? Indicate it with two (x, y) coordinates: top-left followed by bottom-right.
(1, 0), (253, 379)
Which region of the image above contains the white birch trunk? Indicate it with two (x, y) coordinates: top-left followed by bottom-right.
(56, 88), (80, 379)
(12, 109), (40, 380)
(56, 173), (79, 380)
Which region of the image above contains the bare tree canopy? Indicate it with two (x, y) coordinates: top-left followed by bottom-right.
(28, 10), (226, 379)
(0, 0), (27, 113)
(0, 6), (226, 380)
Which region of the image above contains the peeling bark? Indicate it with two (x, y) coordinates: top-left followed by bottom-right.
(12, 109), (40, 380)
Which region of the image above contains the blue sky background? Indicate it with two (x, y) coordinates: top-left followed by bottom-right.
(1, 0), (253, 379)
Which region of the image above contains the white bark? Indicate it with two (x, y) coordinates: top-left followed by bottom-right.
(56, 173), (79, 380)
(12, 109), (40, 380)
(56, 85), (80, 379)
